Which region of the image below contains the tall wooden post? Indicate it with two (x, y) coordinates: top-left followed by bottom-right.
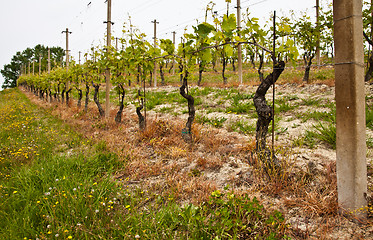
(316, 0), (321, 66)
(237, 0), (243, 84)
(172, 31), (176, 75)
(152, 19), (159, 87)
(48, 47), (51, 74)
(333, 0), (367, 217)
(62, 28), (71, 71)
(62, 28), (72, 96)
(105, 0), (112, 119)
(39, 55), (41, 75)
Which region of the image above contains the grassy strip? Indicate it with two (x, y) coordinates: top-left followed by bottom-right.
(0, 88), (287, 239)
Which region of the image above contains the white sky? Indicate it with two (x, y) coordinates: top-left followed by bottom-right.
(0, 0), (318, 90)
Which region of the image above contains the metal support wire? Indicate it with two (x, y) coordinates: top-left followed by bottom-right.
(272, 11), (276, 154)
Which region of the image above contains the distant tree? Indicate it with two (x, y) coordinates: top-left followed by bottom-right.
(1, 45), (64, 89)
(293, 13), (319, 83)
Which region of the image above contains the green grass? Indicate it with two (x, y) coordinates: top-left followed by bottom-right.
(196, 115), (227, 128)
(366, 105), (373, 130)
(299, 110), (334, 123)
(306, 121), (337, 149)
(228, 120), (256, 134)
(0, 88), (287, 239)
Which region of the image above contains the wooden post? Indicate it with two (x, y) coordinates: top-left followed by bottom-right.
(62, 28), (71, 71)
(152, 19), (159, 87)
(333, 0), (367, 217)
(172, 31), (176, 75)
(237, 0), (243, 85)
(272, 11), (276, 152)
(105, 0), (112, 119)
(48, 48), (50, 74)
(39, 55), (41, 75)
(316, 0), (321, 66)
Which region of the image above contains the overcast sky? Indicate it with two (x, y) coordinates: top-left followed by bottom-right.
(0, 0), (318, 90)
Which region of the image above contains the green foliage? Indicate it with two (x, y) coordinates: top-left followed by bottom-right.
(221, 14), (237, 36)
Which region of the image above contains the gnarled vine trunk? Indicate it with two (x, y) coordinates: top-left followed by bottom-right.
(85, 83), (90, 112)
(222, 56), (228, 85)
(61, 88), (65, 104)
(180, 71), (195, 143)
(136, 89), (146, 131)
(302, 53), (315, 83)
(66, 88), (72, 107)
(253, 61), (285, 166)
(76, 88), (83, 108)
(364, 31), (373, 82)
(160, 62), (165, 85)
(365, 54), (373, 82)
(115, 84), (125, 123)
(197, 62), (204, 86)
(49, 89), (53, 102)
(92, 82), (105, 117)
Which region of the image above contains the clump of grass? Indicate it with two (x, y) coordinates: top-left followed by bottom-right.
(299, 110), (333, 123)
(366, 105), (373, 130)
(301, 97), (321, 106)
(228, 120), (256, 134)
(304, 110), (336, 149)
(196, 115), (227, 128)
(292, 134), (317, 149)
(172, 189), (288, 239)
(306, 122), (336, 149)
(224, 92), (255, 114)
(276, 101), (297, 113)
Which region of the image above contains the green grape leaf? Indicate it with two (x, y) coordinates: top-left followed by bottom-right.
(222, 14), (236, 33)
(201, 49), (212, 62)
(224, 44), (234, 57)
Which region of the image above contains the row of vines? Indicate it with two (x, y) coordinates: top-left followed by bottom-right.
(15, 1), (360, 164)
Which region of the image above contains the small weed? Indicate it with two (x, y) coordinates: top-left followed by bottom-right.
(189, 168), (201, 177)
(228, 120), (256, 134)
(292, 135), (317, 149)
(91, 121), (108, 130)
(159, 106), (173, 113)
(306, 121), (336, 149)
(366, 105), (373, 130)
(175, 190), (287, 239)
(196, 115), (227, 128)
(276, 101), (297, 113)
(301, 98), (321, 106)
